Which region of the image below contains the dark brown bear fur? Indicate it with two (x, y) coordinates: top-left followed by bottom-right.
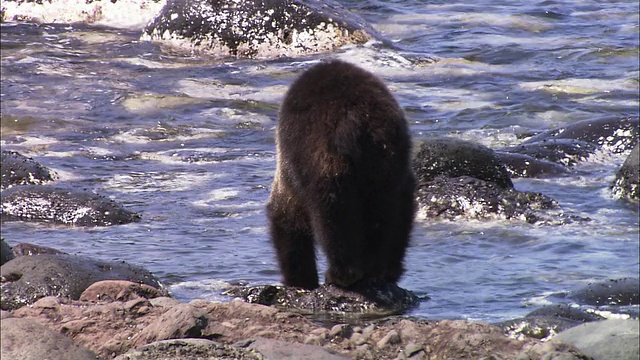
(266, 60), (415, 290)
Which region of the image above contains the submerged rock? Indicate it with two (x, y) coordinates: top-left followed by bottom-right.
(611, 143), (639, 202)
(142, 0), (382, 58)
(1, 184), (141, 226)
(496, 151), (572, 178)
(521, 116), (639, 154)
(224, 278), (420, 319)
(504, 138), (598, 167)
(0, 253), (168, 310)
(1, 150), (57, 189)
(498, 304), (605, 341)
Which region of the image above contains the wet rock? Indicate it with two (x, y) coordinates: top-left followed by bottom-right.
(416, 175), (557, 222)
(1, 253), (168, 310)
(115, 338), (263, 360)
(1, 184), (141, 226)
(12, 242), (67, 257)
(142, 0), (382, 58)
(554, 319), (639, 360)
(496, 151), (572, 178)
(522, 116), (639, 154)
(568, 278), (639, 306)
(503, 138), (598, 167)
(611, 143), (639, 202)
(412, 137), (563, 222)
(1, 317), (99, 360)
(80, 280), (167, 302)
(1, 150), (57, 189)
(413, 137), (513, 188)
(224, 278), (420, 318)
(498, 304), (604, 341)
(1, 0), (166, 29)
(0, 238), (14, 266)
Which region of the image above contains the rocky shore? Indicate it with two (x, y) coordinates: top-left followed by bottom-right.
(2, 239), (639, 360)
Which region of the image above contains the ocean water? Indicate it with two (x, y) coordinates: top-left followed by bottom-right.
(1, 0), (638, 323)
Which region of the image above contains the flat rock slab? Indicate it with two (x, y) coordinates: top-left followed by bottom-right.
(115, 338), (263, 360)
(1, 317), (99, 360)
(224, 279), (421, 319)
(1, 253), (168, 310)
(554, 319), (639, 360)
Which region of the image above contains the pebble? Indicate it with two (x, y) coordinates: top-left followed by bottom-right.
(377, 329), (401, 349)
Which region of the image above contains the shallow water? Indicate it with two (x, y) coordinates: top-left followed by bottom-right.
(1, 0), (638, 322)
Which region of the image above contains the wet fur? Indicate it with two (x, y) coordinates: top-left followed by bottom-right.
(267, 60), (415, 290)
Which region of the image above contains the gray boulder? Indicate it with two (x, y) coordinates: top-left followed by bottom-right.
(1, 317), (99, 360)
(554, 319), (639, 360)
(1, 253), (168, 310)
(611, 144), (639, 202)
(142, 0), (383, 58)
(1, 184), (141, 226)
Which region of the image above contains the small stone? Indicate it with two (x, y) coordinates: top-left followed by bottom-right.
(329, 324), (352, 339)
(377, 329), (401, 349)
(405, 342), (424, 357)
(350, 332), (367, 345)
(304, 335), (325, 346)
(362, 324), (376, 338)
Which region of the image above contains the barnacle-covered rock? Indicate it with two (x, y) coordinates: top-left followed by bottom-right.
(142, 0), (383, 58)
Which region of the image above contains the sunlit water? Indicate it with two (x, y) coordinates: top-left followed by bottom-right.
(1, 0), (638, 323)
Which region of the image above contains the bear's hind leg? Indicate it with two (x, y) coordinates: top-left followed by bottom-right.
(310, 184), (366, 288)
(267, 196), (319, 290)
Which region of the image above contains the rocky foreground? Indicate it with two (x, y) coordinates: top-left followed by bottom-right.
(1, 283), (590, 360)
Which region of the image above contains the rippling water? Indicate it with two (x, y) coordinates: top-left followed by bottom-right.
(1, 0), (638, 322)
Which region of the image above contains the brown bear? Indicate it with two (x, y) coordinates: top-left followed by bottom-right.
(266, 60), (415, 290)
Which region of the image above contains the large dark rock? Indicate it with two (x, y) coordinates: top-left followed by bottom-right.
(0, 239), (14, 266)
(224, 278), (420, 319)
(568, 278), (639, 306)
(413, 137), (513, 188)
(611, 144), (639, 202)
(142, 0), (383, 58)
(1, 317), (99, 360)
(1, 184), (141, 226)
(412, 138), (560, 222)
(0, 253), (168, 310)
(1, 150), (57, 189)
